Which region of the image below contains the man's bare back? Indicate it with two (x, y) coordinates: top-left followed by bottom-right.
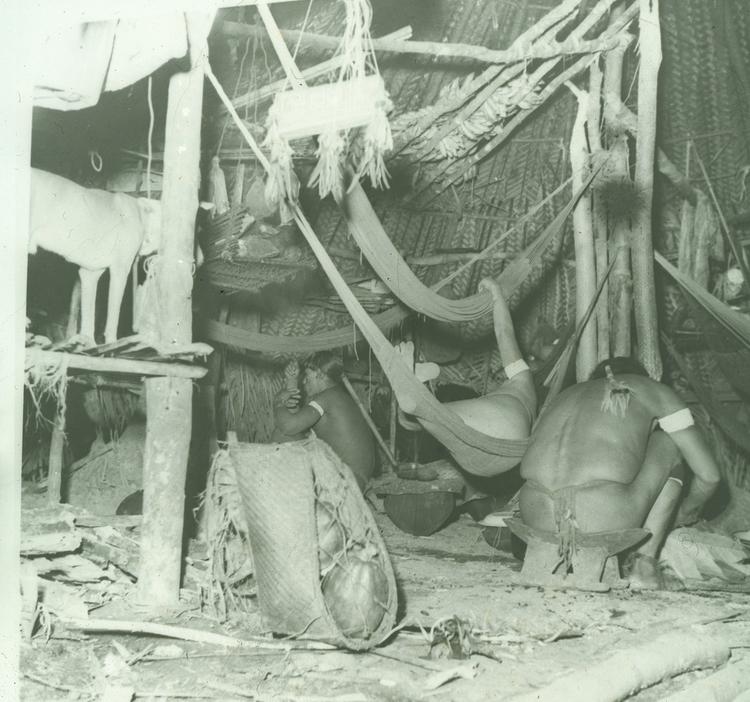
(522, 375), (674, 489)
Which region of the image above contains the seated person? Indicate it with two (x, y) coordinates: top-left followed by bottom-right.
(442, 278), (537, 442)
(398, 278), (538, 479)
(519, 356), (721, 589)
(273, 352), (377, 491)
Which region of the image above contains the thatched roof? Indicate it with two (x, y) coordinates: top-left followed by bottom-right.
(202, 0), (750, 361)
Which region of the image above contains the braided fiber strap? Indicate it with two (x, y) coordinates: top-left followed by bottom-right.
(229, 438), (398, 650)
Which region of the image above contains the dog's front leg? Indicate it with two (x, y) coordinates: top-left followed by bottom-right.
(104, 261), (133, 344)
(78, 267), (104, 343)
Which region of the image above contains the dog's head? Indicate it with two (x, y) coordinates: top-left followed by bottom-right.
(137, 198), (162, 255)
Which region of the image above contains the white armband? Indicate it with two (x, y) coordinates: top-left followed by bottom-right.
(308, 400), (325, 417)
(658, 408), (694, 433)
(504, 359), (530, 380)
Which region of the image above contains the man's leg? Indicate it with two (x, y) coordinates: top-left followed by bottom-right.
(628, 431), (684, 589)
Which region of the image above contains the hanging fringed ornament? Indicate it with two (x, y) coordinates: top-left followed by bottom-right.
(262, 0), (392, 214)
(600, 365), (634, 417)
(207, 156), (230, 217)
(263, 118), (300, 223)
(309, 129), (348, 201)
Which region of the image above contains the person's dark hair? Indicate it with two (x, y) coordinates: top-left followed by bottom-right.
(304, 352), (344, 383)
(589, 356), (649, 380)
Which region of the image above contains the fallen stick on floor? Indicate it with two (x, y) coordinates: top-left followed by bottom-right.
(510, 627), (730, 702)
(60, 617), (336, 651)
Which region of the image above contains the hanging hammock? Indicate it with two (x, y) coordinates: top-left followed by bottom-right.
(655, 252), (750, 350)
(661, 334), (750, 456)
(206, 63), (591, 477)
(339, 169), (599, 323)
(656, 251), (750, 400)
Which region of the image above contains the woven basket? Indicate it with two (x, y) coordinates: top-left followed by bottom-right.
(227, 437), (398, 650)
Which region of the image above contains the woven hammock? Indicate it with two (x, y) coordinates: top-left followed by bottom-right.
(207, 62), (582, 476)
(339, 169), (598, 323)
(662, 334), (750, 455)
(656, 252), (750, 400)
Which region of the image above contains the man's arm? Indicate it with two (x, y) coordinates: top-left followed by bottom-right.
(667, 425), (721, 526)
(273, 390), (323, 436)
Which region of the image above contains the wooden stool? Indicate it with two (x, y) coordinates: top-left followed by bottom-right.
(506, 518), (649, 592)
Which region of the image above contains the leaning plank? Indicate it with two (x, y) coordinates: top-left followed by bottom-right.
(510, 628), (730, 702)
(662, 657), (750, 702)
(26, 349), (207, 379)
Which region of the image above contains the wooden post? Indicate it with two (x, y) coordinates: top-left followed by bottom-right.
(588, 60), (610, 364)
(138, 20), (206, 606)
(568, 83), (598, 382)
(602, 6), (633, 358)
(631, 0), (663, 379)
(47, 417), (65, 504)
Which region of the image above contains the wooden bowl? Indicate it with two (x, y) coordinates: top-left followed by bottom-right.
(384, 492), (456, 536)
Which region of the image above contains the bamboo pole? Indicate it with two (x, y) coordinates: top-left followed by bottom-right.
(631, 0), (663, 380)
(588, 60), (611, 364)
(341, 375), (397, 469)
(602, 6), (634, 358)
(568, 82), (598, 381)
(25, 349), (207, 379)
(219, 19), (625, 65)
(138, 16), (207, 608)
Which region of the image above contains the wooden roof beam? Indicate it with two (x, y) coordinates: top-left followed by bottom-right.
(218, 20), (626, 64)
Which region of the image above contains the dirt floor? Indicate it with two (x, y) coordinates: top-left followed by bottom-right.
(19, 503), (750, 701)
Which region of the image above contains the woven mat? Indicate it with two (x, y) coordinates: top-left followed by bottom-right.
(228, 438), (398, 650)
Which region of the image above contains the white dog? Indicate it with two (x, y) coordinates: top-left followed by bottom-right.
(29, 168), (161, 344)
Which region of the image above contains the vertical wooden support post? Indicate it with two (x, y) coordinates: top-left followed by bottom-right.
(138, 19), (206, 606)
(568, 83), (598, 382)
(588, 61), (610, 364)
(632, 0), (663, 379)
(47, 417), (65, 504)
(603, 7), (633, 358)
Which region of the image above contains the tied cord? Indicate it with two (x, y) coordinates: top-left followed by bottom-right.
(600, 364), (633, 417)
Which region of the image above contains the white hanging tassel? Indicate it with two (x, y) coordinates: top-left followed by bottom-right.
(208, 156), (229, 216)
(600, 365), (634, 417)
(356, 85), (393, 190)
(308, 129), (347, 201)
(263, 118), (299, 223)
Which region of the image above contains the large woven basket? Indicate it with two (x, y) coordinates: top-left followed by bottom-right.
(227, 437), (398, 650)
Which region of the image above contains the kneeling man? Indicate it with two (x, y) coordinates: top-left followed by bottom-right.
(520, 357), (721, 588)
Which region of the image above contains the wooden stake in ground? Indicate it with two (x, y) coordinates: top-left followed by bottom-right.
(138, 17), (206, 607)
(631, 0), (663, 379)
(567, 82), (598, 382)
